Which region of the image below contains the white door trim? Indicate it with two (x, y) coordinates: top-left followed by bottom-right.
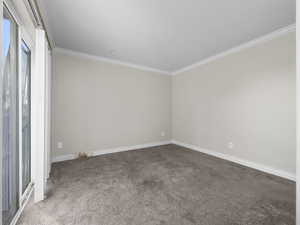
(33, 28), (47, 202)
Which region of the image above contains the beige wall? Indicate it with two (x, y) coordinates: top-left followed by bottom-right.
(52, 32), (295, 177)
(52, 52), (171, 158)
(172, 32), (296, 175)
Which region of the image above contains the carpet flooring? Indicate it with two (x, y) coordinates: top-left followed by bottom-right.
(17, 144), (295, 225)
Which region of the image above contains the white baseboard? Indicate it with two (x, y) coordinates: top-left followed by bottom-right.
(171, 140), (296, 181)
(51, 140), (295, 181)
(52, 154), (77, 163)
(51, 141), (172, 163)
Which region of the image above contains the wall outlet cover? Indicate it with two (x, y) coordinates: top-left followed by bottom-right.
(228, 142), (234, 149)
(57, 142), (63, 149)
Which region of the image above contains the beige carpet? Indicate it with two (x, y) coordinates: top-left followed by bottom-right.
(17, 144), (295, 225)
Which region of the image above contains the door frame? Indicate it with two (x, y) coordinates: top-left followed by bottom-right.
(17, 26), (33, 207)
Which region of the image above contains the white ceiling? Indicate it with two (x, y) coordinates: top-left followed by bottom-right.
(39, 0), (295, 73)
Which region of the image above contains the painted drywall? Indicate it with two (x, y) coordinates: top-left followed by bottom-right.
(172, 31), (296, 175)
(52, 51), (171, 158)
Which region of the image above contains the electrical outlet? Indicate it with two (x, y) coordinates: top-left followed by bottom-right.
(227, 142), (234, 149)
(161, 131), (166, 137)
(57, 142), (63, 149)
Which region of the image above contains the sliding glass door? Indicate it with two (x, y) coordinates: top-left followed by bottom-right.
(2, 3), (32, 225)
(20, 41), (31, 195)
(2, 5), (19, 225)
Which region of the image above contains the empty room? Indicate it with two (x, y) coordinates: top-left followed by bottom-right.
(1, 0), (298, 225)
